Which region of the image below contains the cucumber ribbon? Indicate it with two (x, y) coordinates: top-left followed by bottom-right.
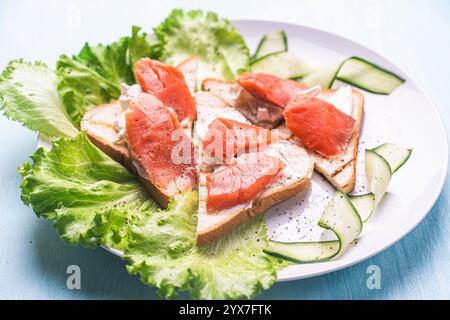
(250, 31), (405, 95)
(264, 143), (412, 263)
(300, 57), (405, 95)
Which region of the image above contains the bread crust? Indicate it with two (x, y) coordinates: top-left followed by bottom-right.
(81, 102), (135, 172)
(312, 89), (364, 193)
(81, 102), (172, 208)
(196, 141), (314, 246)
(196, 174), (312, 246)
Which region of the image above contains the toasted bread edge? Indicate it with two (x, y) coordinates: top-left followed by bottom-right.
(196, 171), (312, 246)
(313, 89), (365, 193)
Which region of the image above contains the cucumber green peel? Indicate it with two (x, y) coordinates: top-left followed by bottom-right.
(365, 149), (392, 207)
(338, 57), (405, 94)
(301, 57), (405, 94)
(265, 191), (362, 262)
(252, 30), (287, 61)
(251, 51), (311, 79)
(317, 191), (363, 259)
(349, 193), (376, 222)
(265, 144), (412, 264)
(251, 31), (405, 94)
(366, 143), (412, 206)
(300, 61), (343, 89)
(264, 240), (339, 263)
(371, 143), (412, 173)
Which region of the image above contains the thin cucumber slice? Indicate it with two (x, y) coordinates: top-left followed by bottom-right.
(318, 191), (363, 259)
(365, 150), (392, 206)
(299, 62), (343, 89)
(264, 53), (405, 94)
(349, 193), (376, 222)
(265, 191), (362, 263)
(337, 57), (405, 94)
(353, 144), (412, 221)
(265, 144), (411, 264)
(371, 143), (412, 173)
(264, 240), (339, 263)
(297, 57), (405, 94)
(250, 52), (311, 79)
(253, 30), (287, 61)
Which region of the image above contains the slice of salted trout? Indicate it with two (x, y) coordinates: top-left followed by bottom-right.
(237, 73), (355, 158)
(205, 152), (284, 213)
(125, 93), (197, 207)
(134, 58), (196, 122)
(284, 95), (355, 158)
(202, 78), (284, 128)
(202, 117), (279, 165)
(236, 72), (309, 108)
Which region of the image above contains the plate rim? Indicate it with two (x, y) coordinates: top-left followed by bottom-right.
(232, 18), (449, 281)
(37, 19), (449, 283)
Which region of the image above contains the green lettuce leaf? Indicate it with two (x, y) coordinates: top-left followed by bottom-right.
(129, 26), (162, 68)
(56, 54), (122, 127)
(19, 127), (283, 299)
(124, 192), (286, 300)
(19, 132), (156, 248)
(56, 27), (161, 127)
(155, 9), (250, 84)
(77, 38), (134, 85)
(0, 60), (78, 138)
(13, 16), (283, 299)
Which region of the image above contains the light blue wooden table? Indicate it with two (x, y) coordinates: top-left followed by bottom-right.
(1, 0), (449, 300)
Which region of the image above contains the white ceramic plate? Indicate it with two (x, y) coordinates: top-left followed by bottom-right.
(38, 20), (448, 282)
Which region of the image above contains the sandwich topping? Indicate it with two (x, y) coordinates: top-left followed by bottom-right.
(125, 92), (197, 199)
(234, 73), (356, 157)
(236, 72), (309, 108)
(205, 152), (285, 213)
(134, 58), (197, 122)
(326, 86), (354, 117)
(115, 84), (143, 144)
(198, 115), (287, 214)
(284, 94), (355, 158)
(202, 117), (279, 165)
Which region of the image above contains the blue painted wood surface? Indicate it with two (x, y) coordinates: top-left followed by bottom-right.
(0, 0), (449, 299)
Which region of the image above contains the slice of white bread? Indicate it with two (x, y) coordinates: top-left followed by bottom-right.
(81, 98), (195, 209)
(81, 100), (172, 207)
(288, 88), (364, 193)
(196, 141), (314, 246)
(81, 57), (199, 207)
(80, 101), (135, 173)
(194, 91), (314, 245)
(79, 76), (195, 173)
